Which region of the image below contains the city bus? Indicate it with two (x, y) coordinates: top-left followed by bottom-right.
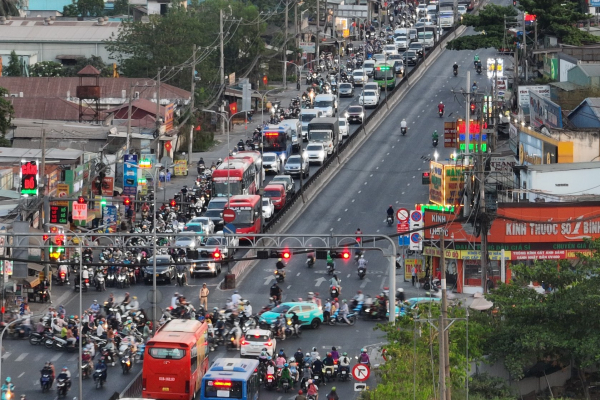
(373, 62), (396, 90)
(263, 126), (292, 161)
(200, 358), (259, 400)
(142, 319), (209, 400)
(225, 195), (262, 237)
(211, 158), (256, 197)
(228, 150), (263, 187)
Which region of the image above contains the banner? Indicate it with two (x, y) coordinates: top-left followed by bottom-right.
(173, 160), (188, 176)
(404, 258), (424, 281)
(55, 184), (70, 206)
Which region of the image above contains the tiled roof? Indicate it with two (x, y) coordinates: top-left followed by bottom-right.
(105, 98), (166, 118)
(9, 97), (87, 121)
(77, 65), (101, 76)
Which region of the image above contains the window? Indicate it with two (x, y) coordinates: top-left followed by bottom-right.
(300, 306), (313, 313)
(204, 380), (244, 399)
(148, 348), (185, 359)
(191, 344), (198, 372)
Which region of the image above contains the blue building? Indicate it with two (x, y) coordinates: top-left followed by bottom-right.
(567, 98), (600, 128)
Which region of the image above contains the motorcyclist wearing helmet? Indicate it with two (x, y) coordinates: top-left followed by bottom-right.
(57, 367), (71, 390)
(322, 352), (335, 382)
(474, 54), (480, 66)
(294, 348), (304, 365)
(453, 62), (458, 72)
(311, 356), (324, 382)
(278, 363), (293, 390)
(40, 363), (54, 388)
(306, 379), (319, 400)
(296, 389), (307, 400)
(94, 357), (108, 383)
(359, 348), (371, 366)
(327, 386), (339, 400)
(270, 283), (282, 303)
(352, 290), (365, 309)
(288, 357), (300, 382)
(400, 119), (407, 130)
(387, 205), (394, 218)
(1, 377), (14, 400)
(438, 101), (444, 113)
(339, 299), (351, 325)
(432, 130), (439, 141)
(338, 352), (351, 375)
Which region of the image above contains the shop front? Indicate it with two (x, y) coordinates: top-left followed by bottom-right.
(424, 202), (600, 293)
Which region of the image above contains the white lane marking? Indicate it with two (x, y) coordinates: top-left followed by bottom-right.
(376, 166), (379, 170)
(358, 190), (361, 193)
(344, 209), (348, 212)
(352, 199), (355, 202)
(376, 229), (380, 232)
(418, 168), (421, 171)
(392, 146), (395, 148)
(51, 354), (62, 362)
(18, 372), (24, 378)
(15, 353), (28, 362)
(370, 174), (373, 177)
(337, 218), (341, 222)
(287, 285), (291, 289)
(402, 192), (405, 194)
(386, 152), (390, 155)
(1, 353), (11, 360)
(297, 272), (301, 276)
(330, 228), (334, 231)
(347, 274), (351, 278)
(413, 176), (415, 178)
(364, 182), (367, 185)
(407, 183), (411, 186)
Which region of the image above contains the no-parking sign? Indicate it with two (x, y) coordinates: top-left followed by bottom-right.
(409, 210), (423, 251)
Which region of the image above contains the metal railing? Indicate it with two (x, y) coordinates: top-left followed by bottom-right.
(263, 26), (457, 233)
(119, 370), (143, 398)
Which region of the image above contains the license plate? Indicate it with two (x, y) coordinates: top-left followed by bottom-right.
(162, 388), (170, 392)
(268, 378), (273, 382)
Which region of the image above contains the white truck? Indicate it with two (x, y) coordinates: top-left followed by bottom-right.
(439, 2), (455, 28)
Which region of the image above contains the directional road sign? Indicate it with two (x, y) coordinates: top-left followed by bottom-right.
(352, 364), (370, 381)
(396, 208), (409, 222)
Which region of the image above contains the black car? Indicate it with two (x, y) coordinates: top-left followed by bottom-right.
(144, 255), (176, 284)
(391, 60), (405, 76)
(409, 43), (424, 58)
(203, 208), (225, 231)
(346, 105), (365, 124)
(403, 50), (418, 66)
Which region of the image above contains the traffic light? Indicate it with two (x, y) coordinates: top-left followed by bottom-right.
(43, 234), (49, 241)
(170, 199), (177, 208)
(212, 249), (222, 260)
(282, 250), (291, 260)
(123, 197), (131, 206)
(330, 249), (351, 260)
(77, 196), (86, 204)
(470, 101), (476, 113)
(256, 249), (292, 259)
(100, 198), (107, 207)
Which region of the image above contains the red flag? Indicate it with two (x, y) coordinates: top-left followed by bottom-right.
(229, 102), (238, 114)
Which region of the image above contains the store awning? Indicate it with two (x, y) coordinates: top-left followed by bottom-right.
(25, 275), (40, 287)
(27, 263), (44, 272)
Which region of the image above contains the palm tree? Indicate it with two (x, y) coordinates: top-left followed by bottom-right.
(0, 0), (19, 17)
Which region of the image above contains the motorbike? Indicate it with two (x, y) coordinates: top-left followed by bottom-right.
(386, 215), (393, 226)
(56, 377), (69, 397)
(81, 361), (93, 379)
(453, 68), (458, 77)
(330, 285), (340, 299)
(57, 271), (68, 286)
(40, 373), (52, 392)
(358, 266), (366, 280)
(328, 310), (356, 326)
(176, 270), (186, 286)
(121, 355), (132, 374)
(93, 369), (106, 389)
(326, 260), (335, 275)
(95, 272), (106, 291)
(264, 371), (277, 390)
(433, 138), (439, 147)
(306, 255), (315, 268)
(438, 108), (444, 118)
(338, 366), (350, 381)
(401, 126), (407, 135)
(274, 269), (285, 283)
(477, 64), (482, 74)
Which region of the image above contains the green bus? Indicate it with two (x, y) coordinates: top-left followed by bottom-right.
(373, 61), (396, 90)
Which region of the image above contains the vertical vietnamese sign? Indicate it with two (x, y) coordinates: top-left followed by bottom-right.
(20, 160), (39, 196)
(102, 205), (117, 233)
(409, 210), (423, 251)
(443, 164), (465, 206)
(123, 154), (138, 198)
(429, 162), (443, 205)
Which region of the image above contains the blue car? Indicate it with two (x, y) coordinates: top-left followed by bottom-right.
(399, 297), (441, 317)
(259, 302), (324, 329)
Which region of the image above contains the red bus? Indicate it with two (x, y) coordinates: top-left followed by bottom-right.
(142, 319), (209, 400)
(225, 195), (262, 236)
(212, 159), (256, 197)
(228, 151), (263, 189)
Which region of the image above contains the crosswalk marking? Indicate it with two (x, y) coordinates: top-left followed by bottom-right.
(34, 354), (43, 361)
(14, 353), (28, 362)
(51, 354), (62, 362)
(1, 353), (11, 360)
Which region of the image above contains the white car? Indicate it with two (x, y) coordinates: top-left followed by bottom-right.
(363, 60), (375, 77)
(305, 142), (326, 165)
(352, 69), (367, 86)
(383, 44), (399, 56)
(174, 232), (201, 249)
(338, 118), (349, 138)
(240, 329), (277, 358)
(457, 5), (467, 15)
(262, 197), (274, 221)
(364, 82), (380, 97)
(202, 233), (239, 259)
(262, 152), (281, 174)
(186, 217), (215, 234)
(359, 90), (379, 108)
(394, 35), (409, 51)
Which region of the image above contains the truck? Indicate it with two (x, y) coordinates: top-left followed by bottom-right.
(308, 117), (339, 156)
(438, 2), (455, 28)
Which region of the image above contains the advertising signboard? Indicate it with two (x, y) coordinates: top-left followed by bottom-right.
(518, 85), (550, 114)
(123, 154), (138, 197)
(530, 91), (563, 129)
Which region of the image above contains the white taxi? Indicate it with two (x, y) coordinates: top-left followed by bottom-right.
(240, 329), (277, 358)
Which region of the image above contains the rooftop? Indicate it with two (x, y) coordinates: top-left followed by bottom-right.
(568, 97), (600, 121)
(0, 147), (83, 163)
(526, 161), (600, 172)
(0, 77), (190, 103)
(8, 97), (108, 121)
(576, 63), (600, 77)
(0, 19), (121, 43)
(12, 118), (109, 140)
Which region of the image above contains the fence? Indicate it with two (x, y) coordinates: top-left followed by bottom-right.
(119, 370), (143, 398)
(263, 26), (457, 233)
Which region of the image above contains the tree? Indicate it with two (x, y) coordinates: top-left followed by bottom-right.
(106, 0), (264, 99)
(30, 61), (63, 77)
(63, 0), (104, 17)
(112, 0), (129, 15)
(61, 55), (113, 77)
(0, 0), (18, 16)
(485, 238), (600, 400)
(447, 4), (518, 50)
(0, 87), (14, 145)
(5, 50), (22, 77)
(518, 0), (598, 45)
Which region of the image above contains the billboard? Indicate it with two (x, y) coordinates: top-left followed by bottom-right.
(518, 85), (550, 114)
(530, 91), (563, 129)
(429, 162), (466, 207)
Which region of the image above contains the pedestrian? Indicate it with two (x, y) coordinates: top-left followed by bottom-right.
(199, 283), (209, 310)
(411, 264), (417, 286)
(323, 299), (331, 323)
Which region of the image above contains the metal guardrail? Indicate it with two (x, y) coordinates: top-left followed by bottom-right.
(263, 25), (457, 233)
(119, 370), (143, 398)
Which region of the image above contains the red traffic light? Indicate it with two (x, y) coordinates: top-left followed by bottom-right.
(170, 199), (177, 208)
(212, 249), (222, 260)
(342, 250), (350, 260)
(123, 197), (131, 206)
(282, 251), (291, 259)
(77, 196), (86, 204)
(262, 75), (268, 86)
(43, 234), (49, 241)
(55, 235), (64, 246)
(470, 102), (476, 112)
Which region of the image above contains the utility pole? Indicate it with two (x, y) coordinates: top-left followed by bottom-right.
(220, 9), (225, 135)
(40, 128), (47, 226)
(479, 97), (488, 294)
(522, 12), (526, 82)
(126, 86), (133, 154)
(295, 1), (299, 51)
(156, 68), (162, 162)
(283, 0), (289, 89)
(439, 231), (447, 400)
(188, 44), (197, 164)
(463, 71), (471, 219)
(316, 0), (320, 69)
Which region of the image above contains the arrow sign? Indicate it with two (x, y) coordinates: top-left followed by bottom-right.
(359, 277), (372, 289)
(315, 277), (327, 287)
(352, 364), (370, 381)
(263, 275), (276, 285)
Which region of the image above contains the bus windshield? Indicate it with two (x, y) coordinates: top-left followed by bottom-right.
(204, 380), (244, 399)
(213, 181), (242, 197)
(230, 209), (254, 224)
(309, 131), (331, 142)
(374, 67), (394, 80)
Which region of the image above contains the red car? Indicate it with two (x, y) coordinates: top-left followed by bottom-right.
(264, 183), (287, 210)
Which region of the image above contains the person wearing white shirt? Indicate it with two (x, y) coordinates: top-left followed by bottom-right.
(231, 291), (242, 306)
(171, 293), (180, 309)
(96, 323), (105, 338)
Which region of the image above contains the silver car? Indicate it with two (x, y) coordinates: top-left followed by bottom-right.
(174, 232), (202, 250)
(339, 82), (354, 97)
(284, 154), (309, 178)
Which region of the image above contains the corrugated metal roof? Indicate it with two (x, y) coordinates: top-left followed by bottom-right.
(577, 63), (600, 77)
(0, 20), (121, 43)
(568, 97), (600, 121)
(13, 119), (108, 140)
(0, 147), (83, 161)
(549, 81), (582, 91)
(9, 97), (108, 121)
(0, 77), (190, 102)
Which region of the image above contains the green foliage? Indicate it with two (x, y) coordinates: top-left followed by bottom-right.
(0, 87), (14, 137)
(112, 0), (129, 15)
(0, 0), (18, 16)
(30, 61), (63, 77)
(447, 5), (518, 51)
(485, 238), (600, 399)
(469, 373), (515, 399)
(105, 0), (265, 103)
(518, 0), (598, 45)
(5, 51), (22, 77)
(62, 56), (113, 77)
(361, 302), (493, 400)
(63, 0), (104, 17)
